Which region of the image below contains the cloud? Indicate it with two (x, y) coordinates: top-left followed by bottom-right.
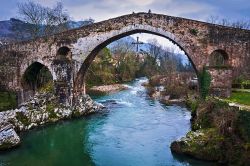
(0, 0), (249, 22)
(31, 0), (57, 7)
(61, 0), (217, 22)
(127, 0), (157, 6)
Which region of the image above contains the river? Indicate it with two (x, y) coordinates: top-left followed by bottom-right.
(0, 78), (214, 166)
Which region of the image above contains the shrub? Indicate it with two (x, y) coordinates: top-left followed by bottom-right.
(199, 68), (211, 100)
(163, 85), (188, 99)
(0, 91), (17, 112)
(186, 99), (199, 113)
(237, 110), (250, 141)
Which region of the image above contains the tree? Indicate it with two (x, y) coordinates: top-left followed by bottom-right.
(147, 39), (162, 64)
(17, 1), (70, 39)
(159, 50), (177, 74)
(207, 15), (250, 30)
(110, 37), (135, 67)
(85, 47), (117, 86)
(17, 1), (46, 38)
(43, 2), (70, 36)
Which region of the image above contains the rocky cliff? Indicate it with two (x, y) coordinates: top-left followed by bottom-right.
(0, 92), (103, 150)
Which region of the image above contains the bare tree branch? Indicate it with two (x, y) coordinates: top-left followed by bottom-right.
(207, 15), (250, 30)
(17, 1), (70, 39)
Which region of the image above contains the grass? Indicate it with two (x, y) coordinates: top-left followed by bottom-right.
(0, 92), (17, 112)
(227, 91), (250, 106)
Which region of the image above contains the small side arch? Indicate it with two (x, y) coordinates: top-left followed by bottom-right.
(56, 46), (72, 60)
(20, 61), (54, 103)
(209, 49), (229, 66)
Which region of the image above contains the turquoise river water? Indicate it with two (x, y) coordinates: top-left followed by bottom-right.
(0, 78), (215, 166)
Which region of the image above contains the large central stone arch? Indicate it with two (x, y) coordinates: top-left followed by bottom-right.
(73, 24), (199, 92)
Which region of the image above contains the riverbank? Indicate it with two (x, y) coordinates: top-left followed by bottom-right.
(0, 93), (103, 150)
(87, 84), (128, 95)
(143, 74), (198, 107)
(170, 98), (250, 165)
(145, 74), (250, 165)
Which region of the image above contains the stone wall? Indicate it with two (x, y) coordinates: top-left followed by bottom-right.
(207, 67), (233, 97)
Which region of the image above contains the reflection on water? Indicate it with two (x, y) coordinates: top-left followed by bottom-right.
(0, 78), (215, 166)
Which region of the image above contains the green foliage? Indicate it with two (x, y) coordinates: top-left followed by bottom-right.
(86, 48), (117, 87)
(137, 55), (160, 77)
(186, 99), (198, 113)
(117, 53), (141, 82)
(242, 80), (250, 85)
(189, 28), (199, 36)
(179, 98), (250, 164)
(198, 68), (211, 100)
(38, 81), (54, 93)
(238, 110), (250, 141)
(174, 128), (224, 161)
(191, 98), (231, 131)
(233, 75), (246, 84)
(228, 92), (250, 106)
(0, 91), (17, 112)
(232, 75), (250, 89)
(16, 112), (30, 126)
(46, 103), (57, 119)
(101, 47), (113, 64)
(86, 47), (149, 87)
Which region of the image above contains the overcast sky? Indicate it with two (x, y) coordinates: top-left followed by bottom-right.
(1, 0), (249, 22)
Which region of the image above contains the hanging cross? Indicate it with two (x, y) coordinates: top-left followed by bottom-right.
(132, 37), (144, 52)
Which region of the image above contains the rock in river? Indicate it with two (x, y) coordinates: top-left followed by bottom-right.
(0, 125), (20, 150)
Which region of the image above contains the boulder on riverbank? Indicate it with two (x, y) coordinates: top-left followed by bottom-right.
(171, 99), (250, 165)
(171, 129), (224, 161)
(87, 84), (128, 95)
(0, 93), (103, 150)
(0, 125), (20, 150)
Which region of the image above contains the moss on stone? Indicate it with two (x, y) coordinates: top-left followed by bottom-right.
(16, 112), (30, 126)
(189, 28), (198, 36)
(171, 128), (224, 161)
(0, 142), (16, 150)
(72, 109), (81, 117)
(0, 91), (17, 112)
(38, 81), (54, 93)
(46, 103), (58, 119)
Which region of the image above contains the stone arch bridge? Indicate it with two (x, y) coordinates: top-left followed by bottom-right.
(0, 12), (250, 106)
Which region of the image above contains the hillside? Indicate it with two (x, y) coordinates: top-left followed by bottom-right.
(0, 18), (93, 44)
